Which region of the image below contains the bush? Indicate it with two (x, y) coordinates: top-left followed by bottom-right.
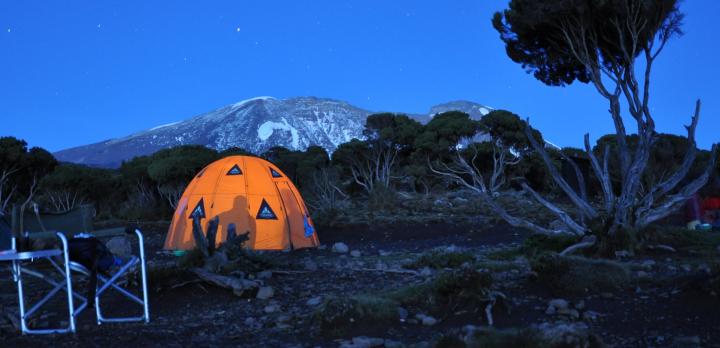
(406, 250), (476, 269)
(531, 253), (632, 296)
(464, 328), (546, 348)
(389, 269), (499, 314)
(367, 185), (398, 212)
(640, 226), (720, 257)
(313, 295), (399, 337)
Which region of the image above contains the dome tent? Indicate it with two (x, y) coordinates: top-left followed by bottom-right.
(163, 155), (319, 251)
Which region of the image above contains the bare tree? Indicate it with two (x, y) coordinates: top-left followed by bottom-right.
(348, 143), (398, 194)
(484, 0), (718, 244)
(0, 165), (20, 214)
(429, 140), (572, 235)
(306, 167), (349, 213)
(156, 183), (185, 209)
(45, 190), (86, 212)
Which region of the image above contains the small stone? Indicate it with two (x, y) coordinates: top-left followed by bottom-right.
(419, 267), (433, 277)
(415, 313), (437, 326)
(582, 311), (600, 322)
(548, 298), (569, 311)
(397, 307), (408, 320)
(568, 309), (580, 319)
(614, 250), (631, 258)
(378, 250), (391, 257)
(681, 264), (692, 272)
(106, 236), (132, 256)
(306, 297), (322, 306)
(256, 286), (274, 300)
(637, 271), (649, 278)
(698, 263), (711, 274)
(674, 336), (701, 345)
(303, 260), (318, 271)
(317, 244), (327, 250)
(350, 250), (362, 258)
(263, 304), (280, 313)
(332, 242), (349, 253)
(640, 260), (656, 269)
(349, 336), (385, 348)
(244, 317), (256, 326)
(574, 300), (585, 310)
(383, 339), (403, 348)
(257, 270), (272, 279)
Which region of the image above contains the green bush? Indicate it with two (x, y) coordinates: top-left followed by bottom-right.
(367, 185), (398, 212)
(313, 295), (399, 337)
(406, 250), (476, 269)
(531, 253), (632, 295)
(389, 269), (497, 313)
(640, 226), (720, 256)
(464, 328), (546, 348)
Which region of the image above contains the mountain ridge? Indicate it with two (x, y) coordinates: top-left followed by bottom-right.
(53, 96), (492, 168)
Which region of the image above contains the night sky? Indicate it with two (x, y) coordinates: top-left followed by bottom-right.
(1, 1), (717, 152)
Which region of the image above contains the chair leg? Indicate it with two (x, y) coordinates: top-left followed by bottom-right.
(15, 262), (28, 334)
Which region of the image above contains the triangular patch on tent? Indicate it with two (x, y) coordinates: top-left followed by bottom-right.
(270, 168), (283, 178)
(189, 198), (206, 219)
(226, 164), (243, 176)
(256, 199), (278, 220)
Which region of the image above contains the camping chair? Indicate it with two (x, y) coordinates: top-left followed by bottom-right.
(67, 228), (150, 325)
(0, 232), (86, 334)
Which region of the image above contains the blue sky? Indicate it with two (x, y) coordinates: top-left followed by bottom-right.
(1, 1), (717, 152)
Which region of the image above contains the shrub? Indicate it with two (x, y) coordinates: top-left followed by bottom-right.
(313, 295), (399, 337)
(406, 250), (476, 269)
(531, 253), (632, 296)
(367, 185), (398, 212)
(640, 226), (720, 257)
(389, 269), (500, 315)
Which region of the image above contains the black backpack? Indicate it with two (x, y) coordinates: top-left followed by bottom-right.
(68, 237), (116, 304)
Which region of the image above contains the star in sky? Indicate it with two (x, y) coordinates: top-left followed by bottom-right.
(236, 27), (241, 32)
(6, 28), (10, 33)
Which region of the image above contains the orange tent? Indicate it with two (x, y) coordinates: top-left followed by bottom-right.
(163, 155), (319, 251)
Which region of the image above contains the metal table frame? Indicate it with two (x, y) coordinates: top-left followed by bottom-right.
(0, 232), (85, 334)
(1, 229), (150, 334)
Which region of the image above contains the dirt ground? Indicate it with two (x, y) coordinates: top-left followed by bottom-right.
(1, 220), (719, 347)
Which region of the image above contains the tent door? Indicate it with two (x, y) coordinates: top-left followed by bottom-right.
(274, 181), (307, 248)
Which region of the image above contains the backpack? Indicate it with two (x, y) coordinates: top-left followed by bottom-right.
(68, 236), (117, 304)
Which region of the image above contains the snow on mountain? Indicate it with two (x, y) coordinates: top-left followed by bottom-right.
(53, 97), (495, 168)
(429, 100), (493, 119)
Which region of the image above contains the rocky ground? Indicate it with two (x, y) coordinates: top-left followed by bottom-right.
(1, 193), (719, 347)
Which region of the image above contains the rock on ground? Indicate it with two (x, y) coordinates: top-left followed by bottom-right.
(332, 242), (349, 253)
(106, 236), (132, 256)
(256, 286), (275, 300)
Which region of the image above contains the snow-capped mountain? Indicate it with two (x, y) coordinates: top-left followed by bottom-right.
(54, 97), (493, 168)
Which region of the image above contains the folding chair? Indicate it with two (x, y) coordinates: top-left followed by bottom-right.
(0, 232), (85, 334)
(68, 228), (150, 325)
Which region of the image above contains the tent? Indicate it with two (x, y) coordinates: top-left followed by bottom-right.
(0, 215), (11, 251)
(163, 155), (319, 251)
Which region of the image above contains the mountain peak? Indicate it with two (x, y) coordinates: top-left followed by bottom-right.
(429, 100), (493, 120)
(231, 96), (276, 108)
